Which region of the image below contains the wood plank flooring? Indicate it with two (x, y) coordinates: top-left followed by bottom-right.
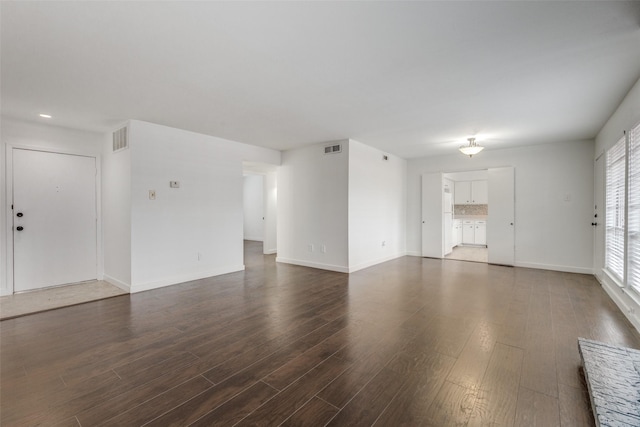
(2, 241), (639, 426)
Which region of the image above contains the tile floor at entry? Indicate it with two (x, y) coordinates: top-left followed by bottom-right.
(0, 281), (127, 320)
(445, 245), (489, 263)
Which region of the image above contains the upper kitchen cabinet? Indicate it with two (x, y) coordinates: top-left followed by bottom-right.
(471, 180), (488, 204)
(454, 180), (488, 204)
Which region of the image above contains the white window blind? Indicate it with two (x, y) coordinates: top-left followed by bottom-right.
(605, 135), (626, 282)
(628, 123), (640, 293)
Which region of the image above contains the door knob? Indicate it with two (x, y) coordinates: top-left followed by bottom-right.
(16, 212), (23, 217)
(592, 222), (598, 226)
(16, 226), (24, 231)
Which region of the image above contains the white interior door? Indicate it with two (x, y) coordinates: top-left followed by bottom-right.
(422, 173), (444, 258)
(593, 155), (605, 280)
(13, 149), (97, 292)
(488, 167), (515, 266)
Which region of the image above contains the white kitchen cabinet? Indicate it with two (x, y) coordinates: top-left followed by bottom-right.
(475, 220), (487, 245)
(471, 180), (488, 204)
(454, 180), (488, 205)
(454, 181), (471, 204)
(460, 219), (487, 246)
(453, 219), (462, 246)
(462, 220), (475, 244)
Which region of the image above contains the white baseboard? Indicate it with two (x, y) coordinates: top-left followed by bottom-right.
(405, 251), (422, 257)
(130, 265), (245, 293)
(243, 238), (264, 242)
(275, 257), (349, 273)
(103, 274), (131, 293)
(263, 248), (277, 255)
(348, 253), (406, 273)
(514, 261), (592, 275)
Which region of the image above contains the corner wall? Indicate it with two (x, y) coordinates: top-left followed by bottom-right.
(127, 120), (280, 292)
(102, 124), (131, 290)
(407, 140), (595, 273)
(277, 140), (350, 272)
(348, 140), (407, 272)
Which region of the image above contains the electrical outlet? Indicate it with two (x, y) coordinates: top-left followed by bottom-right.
(308, 244), (314, 252)
(197, 252), (202, 261)
(149, 190), (156, 200)
(170, 181), (180, 188)
(321, 244), (326, 253)
(382, 241), (386, 247)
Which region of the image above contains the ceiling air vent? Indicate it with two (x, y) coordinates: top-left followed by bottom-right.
(112, 127), (128, 152)
(324, 144), (342, 154)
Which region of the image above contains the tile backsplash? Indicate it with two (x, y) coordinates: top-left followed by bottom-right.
(454, 204), (488, 216)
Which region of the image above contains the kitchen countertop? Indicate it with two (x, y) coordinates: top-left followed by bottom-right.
(453, 215), (488, 220)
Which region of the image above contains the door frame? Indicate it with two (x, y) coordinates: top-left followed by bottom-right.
(421, 167), (515, 264)
(593, 153), (605, 280)
(3, 143), (102, 296)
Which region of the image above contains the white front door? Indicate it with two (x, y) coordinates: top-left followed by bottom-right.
(487, 167), (515, 266)
(13, 149), (97, 292)
(421, 173), (444, 258)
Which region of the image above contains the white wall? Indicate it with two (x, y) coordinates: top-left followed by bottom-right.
(594, 76), (640, 332)
(102, 124), (131, 290)
(277, 140), (350, 272)
(596, 77), (640, 157)
(263, 171), (277, 254)
(348, 140), (406, 272)
(126, 120), (280, 292)
(243, 174), (264, 241)
(407, 140), (595, 273)
(1, 117), (104, 295)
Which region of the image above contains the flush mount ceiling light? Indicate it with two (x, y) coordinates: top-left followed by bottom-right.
(39, 113), (52, 118)
(459, 137), (484, 157)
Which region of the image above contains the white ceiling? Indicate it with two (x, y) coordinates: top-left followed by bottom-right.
(2, 1), (639, 158)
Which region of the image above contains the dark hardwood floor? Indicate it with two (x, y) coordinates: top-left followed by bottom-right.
(2, 241), (639, 426)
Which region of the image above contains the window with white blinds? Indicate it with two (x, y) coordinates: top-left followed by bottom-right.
(628, 123), (640, 293)
(605, 136), (626, 282)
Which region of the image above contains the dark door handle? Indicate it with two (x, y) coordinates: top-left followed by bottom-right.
(592, 222), (598, 226)
(16, 226), (24, 231)
(16, 212), (23, 217)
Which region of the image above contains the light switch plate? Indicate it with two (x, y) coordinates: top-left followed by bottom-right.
(170, 181), (180, 188)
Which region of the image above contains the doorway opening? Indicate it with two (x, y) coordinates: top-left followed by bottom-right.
(421, 167), (514, 266)
(242, 162), (278, 264)
(443, 170), (488, 263)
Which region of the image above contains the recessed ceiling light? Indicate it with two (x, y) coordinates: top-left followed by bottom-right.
(39, 113), (52, 118)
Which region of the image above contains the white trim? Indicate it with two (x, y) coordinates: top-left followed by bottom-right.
(347, 253), (406, 273)
(514, 261), (593, 275)
(275, 257), (349, 273)
(130, 265), (245, 293)
(597, 273), (640, 333)
(263, 248), (277, 255)
(103, 274), (131, 293)
(405, 251), (422, 257)
(4, 143), (102, 295)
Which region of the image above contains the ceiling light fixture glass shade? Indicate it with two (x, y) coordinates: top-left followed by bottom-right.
(459, 137), (484, 157)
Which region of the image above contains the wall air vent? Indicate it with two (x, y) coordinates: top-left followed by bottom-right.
(324, 144), (342, 154)
(112, 127), (128, 152)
